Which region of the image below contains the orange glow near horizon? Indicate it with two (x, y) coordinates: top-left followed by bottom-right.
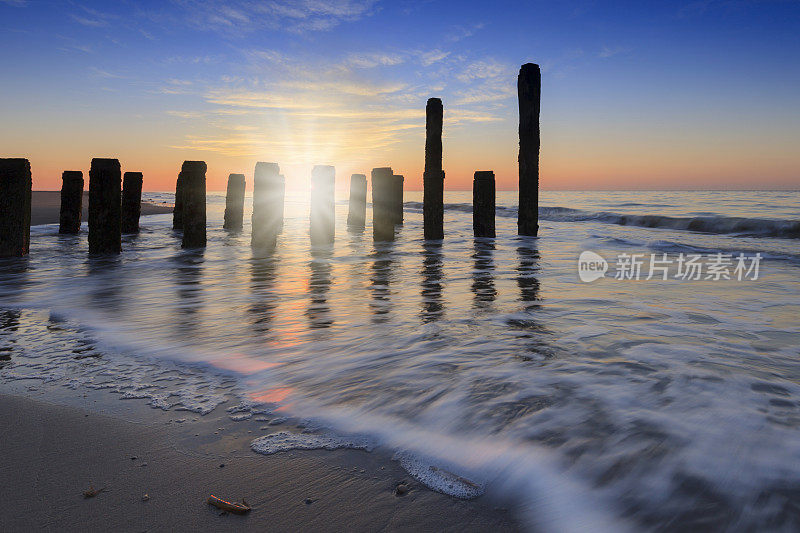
(23, 144), (800, 193)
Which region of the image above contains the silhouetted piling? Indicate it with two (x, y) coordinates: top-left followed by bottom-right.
(518, 63), (540, 236)
(0, 158), (31, 257)
(88, 158), (121, 254)
(173, 171), (185, 230)
(180, 161), (206, 249)
(59, 170), (83, 234)
(252, 162), (283, 250)
(423, 97), (444, 240)
(473, 171), (496, 238)
(310, 165), (335, 245)
(347, 173), (367, 229)
(371, 167), (394, 242)
(223, 173), (246, 231)
(391, 174), (404, 224)
(121, 171), (143, 234)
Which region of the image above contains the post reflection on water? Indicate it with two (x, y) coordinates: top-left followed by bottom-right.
(0, 257), (29, 301)
(86, 255), (123, 312)
(420, 242), (444, 323)
(307, 247), (333, 329)
(516, 241), (541, 309)
(471, 239), (497, 309)
(172, 250), (203, 334)
(250, 256), (278, 334)
(0, 309), (20, 368)
(369, 242), (394, 323)
(509, 239), (551, 359)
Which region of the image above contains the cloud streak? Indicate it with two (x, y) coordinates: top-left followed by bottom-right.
(178, 0), (378, 34)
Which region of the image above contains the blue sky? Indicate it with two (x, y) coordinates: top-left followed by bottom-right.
(1, 0), (798, 190)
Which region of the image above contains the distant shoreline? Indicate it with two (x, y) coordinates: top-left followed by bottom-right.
(31, 191), (172, 226)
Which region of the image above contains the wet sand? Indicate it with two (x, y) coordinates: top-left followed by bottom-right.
(30, 191), (172, 226)
(0, 386), (519, 532)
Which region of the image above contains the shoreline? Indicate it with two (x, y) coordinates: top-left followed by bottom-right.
(0, 380), (520, 532)
(30, 191), (172, 226)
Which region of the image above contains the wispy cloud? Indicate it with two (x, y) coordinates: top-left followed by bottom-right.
(70, 6), (115, 27)
(598, 45), (630, 58)
(0, 0), (28, 6)
(163, 54), (224, 65)
(88, 66), (126, 79)
(456, 59), (510, 82)
(346, 52), (405, 68)
(445, 22), (485, 42)
(419, 49), (450, 67)
(452, 85), (515, 105)
(58, 41), (94, 54)
(179, 0), (378, 34)
(71, 14), (107, 27)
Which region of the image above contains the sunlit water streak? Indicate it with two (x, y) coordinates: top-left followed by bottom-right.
(1, 190), (799, 531)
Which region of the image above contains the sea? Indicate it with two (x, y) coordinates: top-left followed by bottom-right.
(1, 190), (799, 531)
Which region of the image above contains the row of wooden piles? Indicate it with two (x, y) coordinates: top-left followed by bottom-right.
(0, 63), (541, 257)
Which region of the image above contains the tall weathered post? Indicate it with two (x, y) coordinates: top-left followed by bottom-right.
(88, 158), (121, 254)
(173, 171), (185, 230)
(0, 158), (31, 257)
(121, 171), (143, 234)
(473, 171), (496, 238)
(391, 174), (404, 224)
(423, 97), (444, 240)
(371, 167), (394, 242)
(180, 161), (206, 249)
(310, 165), (335, 245)
(518, 63), (540, 236)
(252, 162), (283, 250)
(346, 173), (367, 229)
(59, 170), (83, 234)
(223, 173), (246, 231)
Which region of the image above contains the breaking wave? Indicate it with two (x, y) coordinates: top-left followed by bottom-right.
(404, 202), (800, 239)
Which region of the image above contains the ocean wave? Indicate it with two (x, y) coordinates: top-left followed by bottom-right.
(404, 202), (800, 239)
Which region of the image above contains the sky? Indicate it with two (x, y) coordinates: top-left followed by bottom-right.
(1, 0), (799, 192)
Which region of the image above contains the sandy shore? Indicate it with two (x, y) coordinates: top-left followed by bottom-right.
(30, 191), (172, 226)
(0, 386), (519, 532)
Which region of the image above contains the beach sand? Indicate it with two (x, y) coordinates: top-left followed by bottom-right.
(0, 384), (519, 532)
(30, 191), (172, 226)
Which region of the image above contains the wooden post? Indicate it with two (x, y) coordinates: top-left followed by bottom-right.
(473, 171), (496, 238)
(121, 171), (143, 234)
(88, 158), (121, 254)
(173, 171), (184, 230)
(346, 173), (367, 229)
(371, 167), (394, 242)
(423, 98), (444, 240)
(310, 165), (335, 245)
(58, 170), (83, 234)
(391, 174), (404, 224)
(223, 173), (246, 231)
(518, 63), (540, 236)
(0, 158), (32, 257)
(180, 161), (206, 249)
(252, 162), (283, 250)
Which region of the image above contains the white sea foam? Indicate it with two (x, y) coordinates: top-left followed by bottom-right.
(250, 431), (374, 454)
(393, 451), (485, 499)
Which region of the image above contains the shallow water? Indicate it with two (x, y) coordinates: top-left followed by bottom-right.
(1, 190), (799, 531)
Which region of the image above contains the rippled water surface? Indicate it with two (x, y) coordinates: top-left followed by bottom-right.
(1, 190), (799, 531)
